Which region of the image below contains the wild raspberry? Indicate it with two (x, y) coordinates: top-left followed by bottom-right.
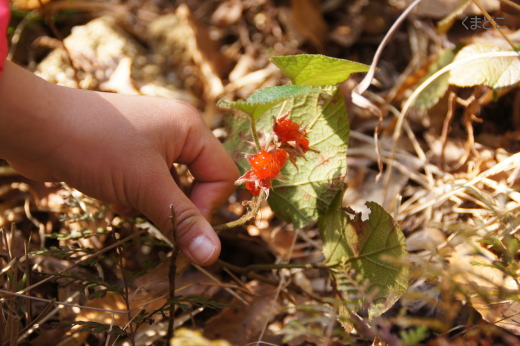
(273, 113), (300, 142)
(245, 181), (260, 195)
(296, 136), (310, 153)
(274, 148), (288, 168)
(236, 148), (288, 196)
(273, 111), (313, 161)
(238, 170), (273, 196)
(248, 149), (286, 179)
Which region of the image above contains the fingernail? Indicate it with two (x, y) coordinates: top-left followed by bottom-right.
(188, 235), (217, 265)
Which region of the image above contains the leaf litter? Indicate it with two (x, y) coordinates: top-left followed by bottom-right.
(2, 0), (520, 344)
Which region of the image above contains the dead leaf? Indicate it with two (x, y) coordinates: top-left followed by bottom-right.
(68, 292), (129, 344)
(450, 239), (520, 335)
(177, 4), (229, 79)
(290, 0), (328, 51)
(259, 226), (299, 260)
(204, 281), (281, 344)
(132, 257), (220, 301)
(171, 328), (231, 346)
(470, 296), (520, 335)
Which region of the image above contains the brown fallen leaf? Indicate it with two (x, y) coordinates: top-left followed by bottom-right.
(290, 0), (328, 51)
(449, 239), (520, 335)
(470, 296), (520, 335)
(171, 328), (231, 346)
(204, 280), (281, 344)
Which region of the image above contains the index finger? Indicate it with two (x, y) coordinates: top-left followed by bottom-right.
(175, 109), (240, 217)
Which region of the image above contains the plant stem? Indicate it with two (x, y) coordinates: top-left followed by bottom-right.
(117, 245), (136, 346)
(166, 205), (179, 340)
(470, 0), (517, 50)
(213, 191), (265, 233)
(250, 116), (262, 150)
(217, 259), (336, 274)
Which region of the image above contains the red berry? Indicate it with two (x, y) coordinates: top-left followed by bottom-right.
(296, 136), (310, 153)
(274, 148), (288, 167)
(273, 114), (300, 142)
(245, 181), (260, 195)
(248, 149), (286, 179)
(249, 150), (271, 170)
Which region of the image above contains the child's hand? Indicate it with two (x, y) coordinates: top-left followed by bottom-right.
(0, 61), (239, 265)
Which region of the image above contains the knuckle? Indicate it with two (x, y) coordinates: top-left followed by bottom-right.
(175, 101), (204, 122)
(173, 206), (202, 241)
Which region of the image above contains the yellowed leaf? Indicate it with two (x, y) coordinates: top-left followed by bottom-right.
(471, 297), (520, 335)
(204, 281), (280, 344)
(450, 239), (520, 335)
(171, 328), (231, 346)
(290, 0), (328, 51)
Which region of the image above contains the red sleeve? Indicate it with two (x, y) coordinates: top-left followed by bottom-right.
(0, 0), (10, 78)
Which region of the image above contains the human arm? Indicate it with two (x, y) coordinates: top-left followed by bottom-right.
(0, 60), (239, 265)
(0, 0), (8, 76)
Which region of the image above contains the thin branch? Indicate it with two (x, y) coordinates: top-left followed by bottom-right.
(250, 116), (263, 150)
(0, 289), (129, 314)
(218, 259), (335, 275)
(117, 245), (135, 346)
(192, 264), (249, 305)
(214, 192), (265, 233)
(471, 0), (517, 50)
(353, 0), (425, 96)
(166, 205), (179, 340)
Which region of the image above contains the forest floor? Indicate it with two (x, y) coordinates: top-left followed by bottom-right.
(1, 0), (520, 345)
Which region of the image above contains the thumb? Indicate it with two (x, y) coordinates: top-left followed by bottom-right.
(138, 167), (221, 266)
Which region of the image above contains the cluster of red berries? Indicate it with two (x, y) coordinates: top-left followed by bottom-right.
(273, 113), (310, 155)
(237, 110), (312, 196)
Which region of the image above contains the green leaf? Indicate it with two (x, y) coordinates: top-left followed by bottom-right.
(414, 48), (456, 110)
(270, 54), (370, 86)
(224, 85), (349, 229)
(400, 326), (430, 346)
(318, 197), (409, 320)
(449, 43), (520, 89)
(218, 85), (324, 120)
(269, 86), (348, 227)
